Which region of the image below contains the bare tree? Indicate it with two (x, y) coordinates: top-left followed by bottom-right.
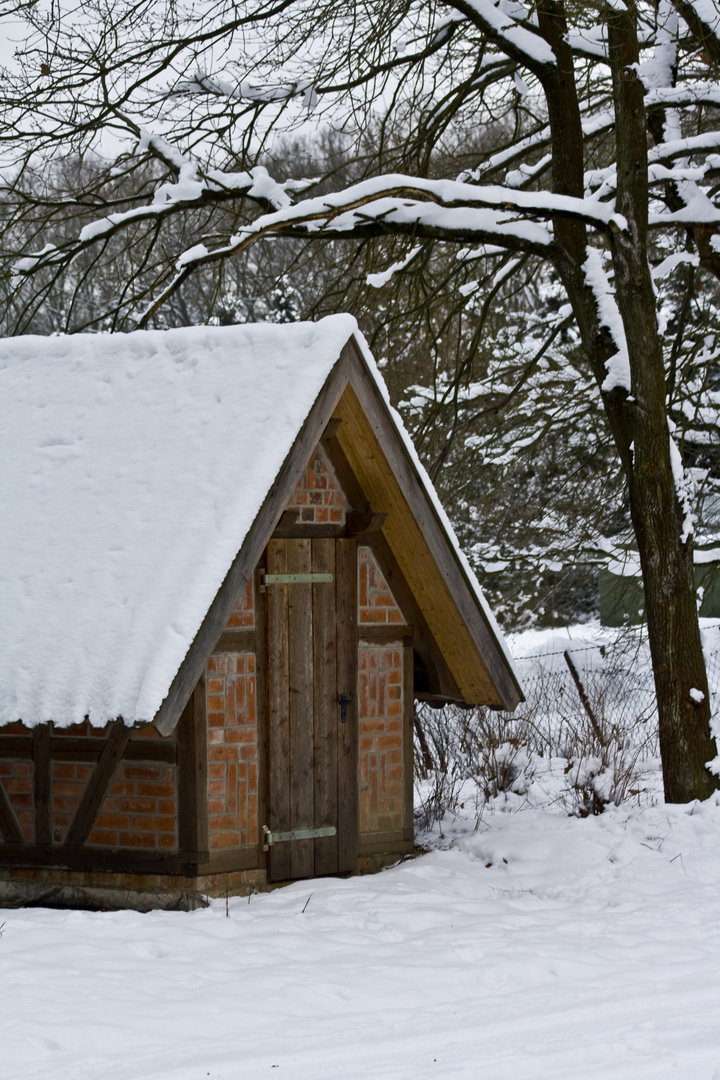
(2, 0), (720, 801)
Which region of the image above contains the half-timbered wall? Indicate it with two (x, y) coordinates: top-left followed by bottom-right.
(0, 719), (180, 859)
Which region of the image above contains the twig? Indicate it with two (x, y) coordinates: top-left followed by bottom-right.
(564, 650), (604, 742)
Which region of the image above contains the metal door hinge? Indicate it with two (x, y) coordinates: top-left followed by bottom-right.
(259, 570), (333, 591)
(262, 825), (336, 850)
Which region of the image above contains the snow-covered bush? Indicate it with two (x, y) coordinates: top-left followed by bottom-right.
(414, 631), (663, 827)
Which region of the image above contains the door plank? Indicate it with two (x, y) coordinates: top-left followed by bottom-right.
(288, 539), (314, 880)
(336, 538), (359, 873)
(313, 539), (339, 876)
(266, 540), (291, 882)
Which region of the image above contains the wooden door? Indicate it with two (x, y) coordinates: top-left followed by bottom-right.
(264, 537), (358, 882)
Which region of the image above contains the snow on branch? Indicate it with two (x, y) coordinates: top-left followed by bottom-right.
(164, 173), (631, 276)
(582, 248), (631, 394)
(15, 161), (310, 275)
(453, 0), (556, 68)
(172, 71), (318, 108)
(18, 171), (631, 282)
(366, 245), (424, 288)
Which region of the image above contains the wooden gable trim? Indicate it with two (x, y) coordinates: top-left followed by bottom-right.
(334, 341), (523, 709)
(152, 344), (354, 736)
(320, 426), (462, 700)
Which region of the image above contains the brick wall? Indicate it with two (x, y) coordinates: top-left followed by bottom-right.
(52, 761), (92, 843)
(358, 646), (405, 835)
(0, 720), (180, 851)
(286, 444), (349, 525)
(358, 545), (405, 625)
(206, 652), (258, 850)
(225, 577), (254, 628)
(357, 546), (406, 836)
(88, 761), (177, 850)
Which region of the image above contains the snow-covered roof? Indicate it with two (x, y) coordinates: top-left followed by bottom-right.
(1, 314), (518, 729)
(1, 316), (358, 727)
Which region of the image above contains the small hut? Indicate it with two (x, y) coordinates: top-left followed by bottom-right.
(0, 315), (521, 910)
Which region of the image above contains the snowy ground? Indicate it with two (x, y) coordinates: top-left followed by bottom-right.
(3, 622), (720, 1080)
(4, 793), (720, 1080)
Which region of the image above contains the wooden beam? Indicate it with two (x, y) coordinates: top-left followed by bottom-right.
(271, 523), (345, 539)
(0, 776), (23, 844)
(0, 843), (205, 874)
(270, 509), (300, 537)
(322, 418), (342, 440)
(153, 346), (354, 736)
(346, 510), (387, 536)
(0, 735), (176, 765)
(64, 720), (130, 847)
(196, 847), (260, 875)
(0, 735), (32, 759)
(177, 676), (209, 874)
(32, 725), (52, 845)
(403, 639), (414, 841)
(212, 629), (256, 654)
(321, 432), (371, 513)
(358, 624), (413, 644)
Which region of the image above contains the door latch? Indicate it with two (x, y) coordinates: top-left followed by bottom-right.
(338, 692), (353, 723)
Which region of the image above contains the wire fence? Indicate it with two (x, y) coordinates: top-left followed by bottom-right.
(413, 630), (720, 822)
(505, 634), (720, 759)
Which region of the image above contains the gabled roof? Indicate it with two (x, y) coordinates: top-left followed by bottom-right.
(0, 315), (521, 729)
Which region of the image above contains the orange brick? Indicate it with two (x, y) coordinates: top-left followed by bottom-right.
(118, 797), (155, 814)
(54, 780), (86, 797)
(137, 782), (174, 798)
(123, 765), (161, 780)
(136, 815), (175, 833)
(95, 812), (131, 830)
(87, 829), (119, 847)
(210, 813), (238, 831)
(209, 746), (237, 762)
(210, 831), (240, 849)
(119, 831), (156, 848)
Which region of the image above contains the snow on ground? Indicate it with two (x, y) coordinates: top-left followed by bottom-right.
(4, 794), (720, 1080)
(3, 621), (720, 1079)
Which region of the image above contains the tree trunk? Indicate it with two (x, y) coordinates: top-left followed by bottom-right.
(605, 5), (717, 802)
